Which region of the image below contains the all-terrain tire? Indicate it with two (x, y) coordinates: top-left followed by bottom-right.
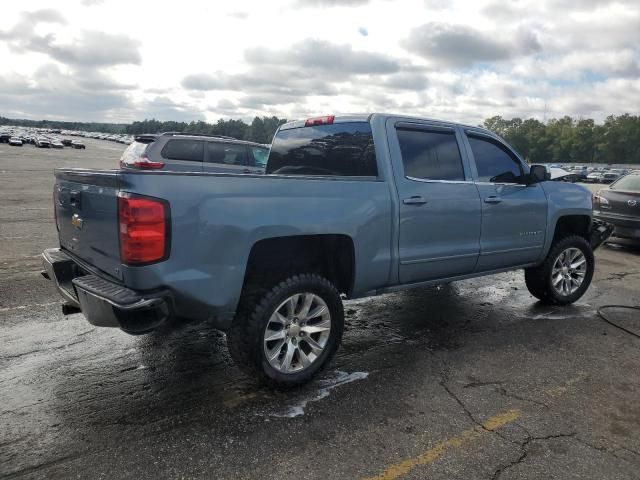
(524, 235), (595, 305)
(227, 273), (344, 388)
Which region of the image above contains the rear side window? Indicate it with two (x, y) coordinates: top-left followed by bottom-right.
(267, 122), (377, 177)
(250, 147), (269, 168)
(397, 128), (464, 181)
(468, 135), (524, 183)
(207, 142), (246, 165)
(161, 139), (204, 162)
(120, 141), (148, 164)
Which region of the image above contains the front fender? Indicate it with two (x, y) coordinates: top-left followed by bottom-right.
(540, 182), (593, 257)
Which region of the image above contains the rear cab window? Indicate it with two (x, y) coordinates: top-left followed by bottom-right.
(161, 139), (204, 162)
(267, 122), (377, 177)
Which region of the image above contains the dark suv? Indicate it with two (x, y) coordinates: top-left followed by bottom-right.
(120, 132), (269, 174)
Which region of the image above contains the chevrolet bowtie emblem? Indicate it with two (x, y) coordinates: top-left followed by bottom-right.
(71, 213), (84, 230)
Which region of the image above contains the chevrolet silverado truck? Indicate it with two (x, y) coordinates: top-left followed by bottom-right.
(42, 114), (612, 386)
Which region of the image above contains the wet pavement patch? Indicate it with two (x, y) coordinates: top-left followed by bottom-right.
(1, 141), (640, 479)
(262, 370), (369, 418)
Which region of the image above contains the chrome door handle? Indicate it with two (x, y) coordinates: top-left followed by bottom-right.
(403, 196), (427, 205)
(484, 196), (502, 204)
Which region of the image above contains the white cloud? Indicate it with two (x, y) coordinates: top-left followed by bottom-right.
(0, 0), (638, 123)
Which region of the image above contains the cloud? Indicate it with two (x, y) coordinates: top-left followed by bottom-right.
(81, 0), (105, 5)
(382, 72), (429, 90)
(403, 23), (541, 68)
(227, 11), (249, 19)
(245, 39), (400, 75)
(0, 65), (130, 121)
(43, 31), (141, 67)
(182, 38), (407, 103)
(0, 10), (141, 67)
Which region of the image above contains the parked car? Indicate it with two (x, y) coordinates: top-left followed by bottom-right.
(61, 139), (73, 146)
(8, 137), (23, 146)
(548, 167), (578, 182)
(42, 113), (611, 387)
(593, 173), (640, 240)
(35, 137), (50, 148)
(585, 171), (603, 183)
(71, 141), (86, 149)
(51, 140), (64, 149)
(119, 132), (269, 174)
(600, 172), (622, 184)
(573, 168), (590, 182)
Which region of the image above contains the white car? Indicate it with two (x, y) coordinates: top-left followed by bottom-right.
(586, 172), (603, 183)
(8, 137), (23, 146)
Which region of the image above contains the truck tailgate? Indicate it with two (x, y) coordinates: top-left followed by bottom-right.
(54, 169), (123, 281)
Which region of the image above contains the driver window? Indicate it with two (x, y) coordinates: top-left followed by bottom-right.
(468, 135), (523, 183)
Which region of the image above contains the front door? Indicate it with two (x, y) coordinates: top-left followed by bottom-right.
(463, 131), (548, 271)
(387, 120), (482, 284)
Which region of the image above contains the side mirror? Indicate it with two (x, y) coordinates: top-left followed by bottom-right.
(529, 165), (550, 184)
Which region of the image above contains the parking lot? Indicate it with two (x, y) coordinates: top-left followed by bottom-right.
(1, 139), (639, 479)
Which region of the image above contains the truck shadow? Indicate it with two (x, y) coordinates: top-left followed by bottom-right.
(603, 239), (640, 255)
(47, 276), (544, 446)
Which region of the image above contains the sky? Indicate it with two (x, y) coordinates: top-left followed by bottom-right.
(0, 0), (638, 125)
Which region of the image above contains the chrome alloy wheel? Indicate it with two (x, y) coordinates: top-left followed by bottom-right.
(263, 293), (332, 373)
(551, 247), (587, 296)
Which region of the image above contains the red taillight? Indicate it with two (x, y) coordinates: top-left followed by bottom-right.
(133, 154), (165, 169)
(118, 194), (169, 265)
(304, 115), (335, 127)
(121, 154), (165, 170)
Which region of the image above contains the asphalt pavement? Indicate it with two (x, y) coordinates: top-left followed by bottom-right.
(1, 140), (639, 479)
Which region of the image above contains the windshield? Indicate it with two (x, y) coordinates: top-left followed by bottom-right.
(610, 175), (640, 192)
(267, 122), (377, 177)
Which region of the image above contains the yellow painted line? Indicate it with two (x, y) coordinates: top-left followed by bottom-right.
(362, 409), (521, 480)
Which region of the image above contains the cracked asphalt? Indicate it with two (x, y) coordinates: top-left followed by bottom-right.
(1, 140), (640, 479)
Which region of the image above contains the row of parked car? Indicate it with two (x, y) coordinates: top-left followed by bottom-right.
(546, 164), (639, 184)
(0, 127), (86, 149)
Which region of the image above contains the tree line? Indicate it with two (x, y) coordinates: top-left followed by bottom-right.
(124, 116), (287, 145)
(483, 114), (640, 165)
(2, 113), (639, 163)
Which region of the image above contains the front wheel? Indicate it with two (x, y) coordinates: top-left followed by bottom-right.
(525, 235), (595, 305)
(227, 274), (344, 388)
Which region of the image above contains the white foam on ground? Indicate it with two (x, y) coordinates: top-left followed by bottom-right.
(268, 370), (369, 418)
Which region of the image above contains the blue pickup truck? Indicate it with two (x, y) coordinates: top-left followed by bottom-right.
(43, 114), (612, 386)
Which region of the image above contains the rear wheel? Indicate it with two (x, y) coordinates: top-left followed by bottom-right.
(227, 274), (344, 387)
(524, 235), (594, 305)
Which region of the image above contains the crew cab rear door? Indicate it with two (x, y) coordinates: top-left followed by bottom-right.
(386, 119), (481, 284)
